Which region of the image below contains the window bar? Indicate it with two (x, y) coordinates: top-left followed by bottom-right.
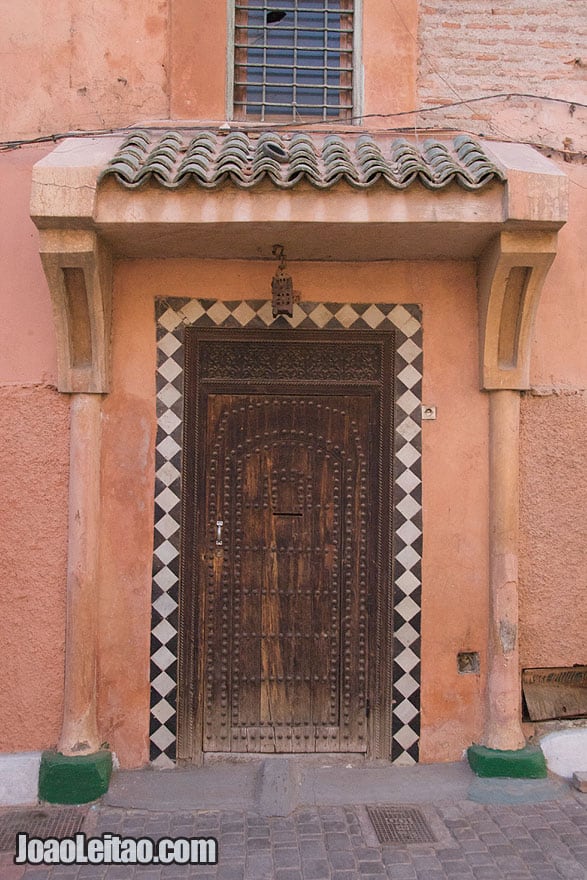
(233, 1), (354, 121)
(293, 2), (298, 121)
(339, 0), (353, 120)
(262, 10), (267, 122)
(234, 0), (249, 119)
(322, 2), (327, 120)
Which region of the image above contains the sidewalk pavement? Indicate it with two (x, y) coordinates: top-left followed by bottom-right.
(2, 758), (586, 880)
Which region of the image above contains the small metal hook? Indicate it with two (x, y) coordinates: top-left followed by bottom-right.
(272, 244), (286, 270)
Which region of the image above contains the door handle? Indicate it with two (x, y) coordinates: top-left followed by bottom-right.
(215, 520), (224, 546)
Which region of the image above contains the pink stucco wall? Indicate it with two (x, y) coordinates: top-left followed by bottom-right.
(0, 148), (57, 385)
(0, 386), (69, 751)
(96, 259), (488, 766)
(0, 1), (584, 763)
(0, 147), (69, 752)
(518, 162), (587, 674)
(0, 1), (168, 140)
(519, 391), (587, 669)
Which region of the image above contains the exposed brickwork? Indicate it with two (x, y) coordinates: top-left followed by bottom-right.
(417, 0), (587, 151)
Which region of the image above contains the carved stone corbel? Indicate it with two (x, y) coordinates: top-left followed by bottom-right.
(38, 229), (112, 394)
(478, 230), (558, 392)
(477, 228), (559, 756)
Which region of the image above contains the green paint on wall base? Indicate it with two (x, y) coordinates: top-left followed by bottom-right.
(467, 744), (547, 778)
(39, 750), (112, 804)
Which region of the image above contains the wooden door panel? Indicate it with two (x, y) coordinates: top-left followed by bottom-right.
(201, 394), (371, 753)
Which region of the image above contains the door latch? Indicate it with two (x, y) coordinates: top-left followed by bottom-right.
(215, 520), (224, 546)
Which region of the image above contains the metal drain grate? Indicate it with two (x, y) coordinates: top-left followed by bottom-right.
(366, 805), (436, 844)
(0, 807), (87, 852)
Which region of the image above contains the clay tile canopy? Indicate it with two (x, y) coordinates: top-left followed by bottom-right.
(98, 130), (506, 192)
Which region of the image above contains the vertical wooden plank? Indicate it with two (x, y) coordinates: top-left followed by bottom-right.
(181, 329), (396, 763)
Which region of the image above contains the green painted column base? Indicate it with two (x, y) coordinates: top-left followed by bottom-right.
(39, 749), (113, 804)
(467, 744), (547, 779)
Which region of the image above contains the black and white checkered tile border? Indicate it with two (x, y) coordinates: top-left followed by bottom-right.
(151, 299), (422, 767)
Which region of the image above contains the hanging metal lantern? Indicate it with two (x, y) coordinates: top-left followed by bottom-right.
(271, 244), (294, 317)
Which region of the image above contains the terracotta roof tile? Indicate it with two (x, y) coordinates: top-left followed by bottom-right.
(99, 130), (505, 192)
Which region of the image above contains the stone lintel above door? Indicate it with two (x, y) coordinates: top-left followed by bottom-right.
(30, 131), (567, 393)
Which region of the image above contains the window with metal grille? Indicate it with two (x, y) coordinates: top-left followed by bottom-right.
(232, 1), (355, 122)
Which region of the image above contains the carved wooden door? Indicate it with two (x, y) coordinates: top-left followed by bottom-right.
(181, 330), (394, 758)
(202, 393), (372, 752)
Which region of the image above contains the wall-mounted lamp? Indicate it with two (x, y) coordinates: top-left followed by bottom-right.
(271, 244), (296, 317)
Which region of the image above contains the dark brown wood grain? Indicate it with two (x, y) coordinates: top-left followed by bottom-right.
(179, 329), (394, 761)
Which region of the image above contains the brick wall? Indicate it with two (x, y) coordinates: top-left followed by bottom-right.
(416, 0), (586, 153)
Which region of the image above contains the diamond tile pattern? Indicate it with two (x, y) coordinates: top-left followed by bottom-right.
(151, 299), (422, 767)
(100, 129), (506, 192)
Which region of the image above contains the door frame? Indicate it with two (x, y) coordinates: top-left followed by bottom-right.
(149, 299), (423, 767)
(179, 328), (393, 761)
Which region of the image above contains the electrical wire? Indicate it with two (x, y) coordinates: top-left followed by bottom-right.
(0, 92), (585, 154)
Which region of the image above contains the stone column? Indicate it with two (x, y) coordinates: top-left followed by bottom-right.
(484, 389), (526, 752)
(57, 393), (102, 756)
(39, 393), (112, 803)
(469, 230), (560, 775)
(468, 387), (546, 776)
(34, 232), (114, 802)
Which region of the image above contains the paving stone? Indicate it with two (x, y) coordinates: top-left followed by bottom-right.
(467, 869), (499, 880)
(328, 851), (356, 870)
(216, 867), (245, 880)
(354, 846), (382, 861)
(19, 872), (52, 880)
(494, 855), (527, 870)
(324, 832), (351, 850)
(246, 828), (270, 839)
(301, 857), (330, 879)
(275, 870), (303, 880)
(381, 848), (412, 865)
(463, 851), (495, 867)
(479, 832), (509, 846)
(459, 840), (489, 854)
(220, 831), (245, 844)
(246, 836), (271, 852)
(298, 824), (322, 836)
(410, 855), (444, 871)
(487, 844), (517, 857)
(384, 866), (417, 879)
(274, 847), (300, 868)
(442, 864), (474, 876)
(220, 844), (247, 859)
(523, 873), (563, 880)
(159, 868), (194, 878)
(272, 835), (298, 846)
(244, 853), (273, 873)
(222, 821), (246, 832)
(14, 784), (587, 880)
(357, 861), (386, 874)
(322, 821), (347, 832)
(298, 839), (327, 858)
(43, 873), (84, 880)
(437, 849), (469, 863)
(451, 828), (477, 840)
